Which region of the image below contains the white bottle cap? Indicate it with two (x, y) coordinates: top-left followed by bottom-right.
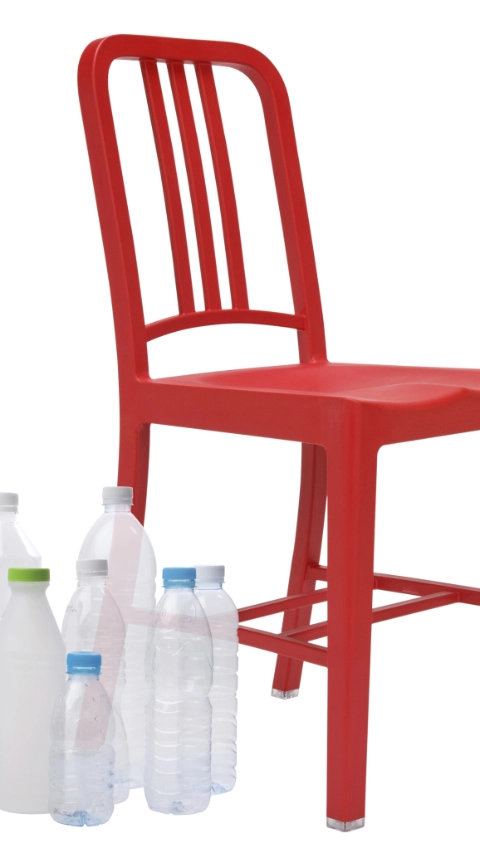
(76, 559), (108, 578)
(0, 492), (18, 511)
(195, 565), (225, 582)
(102, 486), (133, 506)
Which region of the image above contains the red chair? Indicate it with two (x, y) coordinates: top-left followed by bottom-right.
(78, 34), (480, 830)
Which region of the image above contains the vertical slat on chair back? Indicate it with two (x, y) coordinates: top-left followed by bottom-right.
(78, 36), (327, 379)
(167, 62), (222, 311)
(140, 60), (195, 316)
(196, 62), (249, 310)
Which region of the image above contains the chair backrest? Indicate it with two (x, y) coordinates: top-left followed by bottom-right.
(78, 35), (326, 381)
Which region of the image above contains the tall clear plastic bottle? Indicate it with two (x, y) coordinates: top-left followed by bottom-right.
(62, 559), (129, 803)
(0, 493), (41, 621)
(195, 565), (238, 794)
(78, 487), (156, 788)
(0, 568), (65, 813)
(49, 651), (114, 826)
(145, 567), (213, 815)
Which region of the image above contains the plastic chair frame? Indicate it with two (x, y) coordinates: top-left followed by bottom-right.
(78, 34), (480, 830)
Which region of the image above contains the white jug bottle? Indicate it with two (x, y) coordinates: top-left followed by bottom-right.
(78, 487), (156, 788)
(195, 565), (238, 794)
(0, 492), (41, 621)
(0, 568), (65, 813)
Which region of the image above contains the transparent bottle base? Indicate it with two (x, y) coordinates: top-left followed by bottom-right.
(114, 784), (130, 804)
(50, 808), (112, 827)
(327, 817), (365, 832)
(211, 776), (236, 795)
(145, 795), (210, 815)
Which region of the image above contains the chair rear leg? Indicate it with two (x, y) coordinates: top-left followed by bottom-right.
(118, 419), (150, 525)
(326, 440), (377, 830)
(272, 443), (327, 698)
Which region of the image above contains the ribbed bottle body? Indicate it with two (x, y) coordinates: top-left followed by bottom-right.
(145, 587), (213, 814)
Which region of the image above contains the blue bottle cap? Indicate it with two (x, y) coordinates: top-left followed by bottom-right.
(162, 567), (196, 588)
(67, 651), (102, 676)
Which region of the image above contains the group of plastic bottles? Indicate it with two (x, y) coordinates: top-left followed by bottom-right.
(0, 488), (238, 825)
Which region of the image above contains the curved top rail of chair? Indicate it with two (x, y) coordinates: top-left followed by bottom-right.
(145, 309), (306, 340)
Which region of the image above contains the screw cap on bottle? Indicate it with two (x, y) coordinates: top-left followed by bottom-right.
(102, 486), (133, 506)
(76, 559), (108, 578)
(162, 567), (196, 588)
(0, 492), (18, 511)
(195, 564), (225, 583)
(8, 568), (50, 582)
(67, 651), (102, 676)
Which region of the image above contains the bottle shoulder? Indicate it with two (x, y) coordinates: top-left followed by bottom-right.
(78, 513), (156, 569)
(0, 590), (65, 654)
(0, 520), (41, 564)
(62, 585), (125, 637)
(52, 678), (112, 741)
(195, 588), (238, 616)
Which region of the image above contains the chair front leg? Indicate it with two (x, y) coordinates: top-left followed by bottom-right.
(118, 418), (150, 525)
(326, 439), (377, 831)
(272, 443), (327, 698)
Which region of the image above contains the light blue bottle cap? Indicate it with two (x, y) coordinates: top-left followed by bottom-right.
(162, 567), (196, 588)
(67, 651), (101, 675)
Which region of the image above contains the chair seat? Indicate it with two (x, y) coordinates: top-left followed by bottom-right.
(146, 361), (480, 446)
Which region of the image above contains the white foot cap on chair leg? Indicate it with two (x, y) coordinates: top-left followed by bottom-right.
(271, 689), (299, 700)
(327, 818), (365, 832)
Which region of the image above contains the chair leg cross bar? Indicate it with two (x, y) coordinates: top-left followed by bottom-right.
(237, 566), (477, 669)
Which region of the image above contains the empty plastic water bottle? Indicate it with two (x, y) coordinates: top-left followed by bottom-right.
(49, 651), (114, 826)
(62, 559), (129, 803)
(145, 567), (213, 815)
(0, 493), (41, 621)
(78, 487), (156, 788)
(195, 565), (238, 794)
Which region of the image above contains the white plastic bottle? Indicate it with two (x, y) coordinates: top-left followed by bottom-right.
(78, 486), (156, 788)
(0, 492), (41, 621)
(62, 559), (129, 803)
(195, 565), (238, 794)
(0, 568), (65, 813)
(145, 567), (213, 815)
(49, 651), (114, 826)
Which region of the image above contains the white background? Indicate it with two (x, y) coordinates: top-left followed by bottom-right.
(1, 0), (480, 850)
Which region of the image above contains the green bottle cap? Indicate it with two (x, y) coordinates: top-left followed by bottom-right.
(8, 568), (50, 583)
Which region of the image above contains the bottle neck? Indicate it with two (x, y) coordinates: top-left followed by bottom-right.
(77, 576), (107, 587)
(0, 510), (17, 523)
(104, 504), (131, 514)
(195, 581), (223, 590)
(8, 581), (48, 595)
(68, 674), (100, 683)
(163, 586), (195, 595)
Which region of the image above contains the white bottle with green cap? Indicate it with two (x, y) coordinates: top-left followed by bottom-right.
(0, 568), (65, 813)
(0, 493), (41, 621)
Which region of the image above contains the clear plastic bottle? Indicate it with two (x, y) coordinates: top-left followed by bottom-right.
(0, 568), (65, 813)
(49, 651), (114, 826)
(0, 492), (41, 621)
(78, 487), (156, 788)
(145, 567), (213, 815)
(62, 559), (129, 803)
(195, 565), (238, 794)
